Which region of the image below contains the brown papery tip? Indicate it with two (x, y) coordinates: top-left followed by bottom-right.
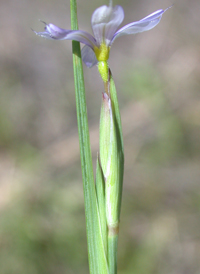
(108, 223), (119, 236)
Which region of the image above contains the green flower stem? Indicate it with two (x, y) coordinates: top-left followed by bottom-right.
(108, 71), (124, 274)
(70, 1), (109, 274)
(99, 70), (124, 274)
(108, 234), (118, 274)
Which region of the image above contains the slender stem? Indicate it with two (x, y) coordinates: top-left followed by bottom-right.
(70, 0), (94, 200)
(70, 0), (95, 270)
(70, 1), (109, 274)
(108, 234), (118, 274)
(106, 70), (124, 274)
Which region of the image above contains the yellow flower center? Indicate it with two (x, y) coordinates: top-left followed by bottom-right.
(94, 43), (110, 83)
(94, 43), (110, 62)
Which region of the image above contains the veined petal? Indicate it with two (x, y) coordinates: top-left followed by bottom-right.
(91, 5), (124, 46)
(66, 31), (97, 49)
(81, 45), (98, 68)
(34, 23), (97, 49)
(112, 9), (165, 43)
(34, 23), (72, 39)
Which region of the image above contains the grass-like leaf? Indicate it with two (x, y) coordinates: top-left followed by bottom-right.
(70, 1), (109, 273)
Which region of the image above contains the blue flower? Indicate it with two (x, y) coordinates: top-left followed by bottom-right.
(34, 4), (170, 68)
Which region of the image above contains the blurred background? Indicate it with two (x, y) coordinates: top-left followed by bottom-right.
(0, 0), (200, 273)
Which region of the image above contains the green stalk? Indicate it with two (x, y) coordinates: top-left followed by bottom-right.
(108, 235), (118, 274)
(107, 71), (124, 274)
(99, 70), (124, 274)
(70, 1), (109, 273)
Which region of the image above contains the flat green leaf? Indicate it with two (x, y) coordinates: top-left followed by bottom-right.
(95, 156), (107, 258)
(98, 71), (124, 274)
(70, 1), (109, 273)
(109, 70), (124, 218)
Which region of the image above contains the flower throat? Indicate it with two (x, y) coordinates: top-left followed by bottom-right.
(94, 43), (110, 83)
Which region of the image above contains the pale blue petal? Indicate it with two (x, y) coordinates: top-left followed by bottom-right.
(81, 45), (98, 68)
(91, 5), (124, 46)
(34, 23), (97, 49)
(66, 31), (97, 49)
(112, 9), (165, 43)
(33, 23), (72, 39)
